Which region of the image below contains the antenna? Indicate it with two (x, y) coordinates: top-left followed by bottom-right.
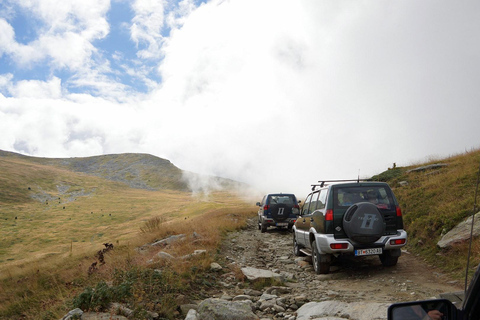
(464, 161), (480, 295)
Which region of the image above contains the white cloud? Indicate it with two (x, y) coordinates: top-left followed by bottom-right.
(6, 0), (110, 68)
(0, 18), (15, 57)
(8, 77), (62, 98)
(130, 0), (166, 59)
(1, 0), (480, 197)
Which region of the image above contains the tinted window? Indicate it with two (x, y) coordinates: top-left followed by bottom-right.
(334, 186), (395, 210)
(268, 194), (296, 205)
(307, 191), (320, 214)
(318, 189), (327, 210)
(301, 193), (313, 215)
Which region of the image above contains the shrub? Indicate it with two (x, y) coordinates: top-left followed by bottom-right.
(140, 216), (166, 234)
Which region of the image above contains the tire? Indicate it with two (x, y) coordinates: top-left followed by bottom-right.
(258, 219), (261, 230)
(293, 234), (305, 256)
(343, 202), (385, 244)
(312, 241), (330, 274)
(270, 203), (291, 222)
(261, 221), (267, 233)
(379, 250), (399, 267)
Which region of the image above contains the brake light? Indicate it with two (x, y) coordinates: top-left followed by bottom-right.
(330, 243), (348, 249)
(325, 209), (333, 221)
(396, 206), (402, 217)
(263, 205), (269, 210)
(390, 239), (406, 245)
(294, 204), (300, 209)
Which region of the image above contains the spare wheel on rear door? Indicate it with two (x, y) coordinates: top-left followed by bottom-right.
(270, 203), (291, 222)
(343, 202), (385, 244)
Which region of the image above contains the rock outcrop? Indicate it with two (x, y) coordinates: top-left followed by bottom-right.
(437, 212), (480, 248)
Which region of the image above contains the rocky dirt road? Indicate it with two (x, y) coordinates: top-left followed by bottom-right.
(210, 218), (465, 318)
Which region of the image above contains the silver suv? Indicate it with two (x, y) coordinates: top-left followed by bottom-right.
(293, 180), (407, 274)
(257, 193), (300, 233)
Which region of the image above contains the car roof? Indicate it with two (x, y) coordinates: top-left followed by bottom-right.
(330, 181), (389, 187)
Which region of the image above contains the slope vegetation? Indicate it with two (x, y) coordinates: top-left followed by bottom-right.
(371, 148), (480, 278)
(0, 150), (191, 191)
(0, 150), (250, 269)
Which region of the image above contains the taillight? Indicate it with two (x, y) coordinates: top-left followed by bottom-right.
(390, 239), (406, 245)
(330, 243), (348, 250)
(294, 204), (300, 209)
(263, 205), (269, 210)
(325, 209), (333, 221)
(396, 206), (402, 217)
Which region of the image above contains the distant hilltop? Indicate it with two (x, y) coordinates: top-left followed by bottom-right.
(0, 150), (244, 193)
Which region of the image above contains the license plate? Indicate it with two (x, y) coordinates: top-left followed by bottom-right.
(355, 248), (382, 256)
(276, 222), (288, 226)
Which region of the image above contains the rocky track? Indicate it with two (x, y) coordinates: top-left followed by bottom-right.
(208, 218), (465, 319)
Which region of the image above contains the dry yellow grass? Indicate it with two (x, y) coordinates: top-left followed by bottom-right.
(0, 190), (255, 319)
(0, 153), (258, 319)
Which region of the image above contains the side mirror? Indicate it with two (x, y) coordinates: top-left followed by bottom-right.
(298, 200), (302, 204)
(388, 299), (456, 320)
(256, 202), (261, 206)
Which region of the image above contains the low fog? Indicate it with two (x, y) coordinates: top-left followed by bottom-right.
(1, 1), (479, 198)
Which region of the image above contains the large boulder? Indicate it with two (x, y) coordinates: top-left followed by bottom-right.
(296, 301), (390, 320)
(81, 313), (128, 320)
(197, 298), (258, 320)
(437, 212), (480, 249)
(241, 267), (282, 281)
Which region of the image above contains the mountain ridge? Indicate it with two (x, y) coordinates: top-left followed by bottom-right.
(0, 149), (243, 193)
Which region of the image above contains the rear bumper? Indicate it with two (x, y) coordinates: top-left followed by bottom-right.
(314, 230), (407, 254)
(261, 217), (297, 227)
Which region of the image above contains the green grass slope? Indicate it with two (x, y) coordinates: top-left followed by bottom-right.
(0, 150), (190, 191)
(371, 148), (480, 278)
(0, 150), (249, 270)
(0, 150), (254, 320)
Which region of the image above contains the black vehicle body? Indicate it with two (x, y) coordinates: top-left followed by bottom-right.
(256, 193), (300, 233)
(293, 181), (407, 274)
(388, 262), (480, 319)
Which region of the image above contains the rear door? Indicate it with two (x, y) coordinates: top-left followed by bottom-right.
(299, 191), (320, 247)
(296, 193), (313, 246)
(333, 184), (399, 239)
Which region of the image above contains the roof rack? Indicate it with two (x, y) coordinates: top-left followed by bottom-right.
(311, 179), (372, 190)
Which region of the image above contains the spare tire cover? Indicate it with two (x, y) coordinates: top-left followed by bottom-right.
(343, 202), (385, 244)
(270, 203), (291, 222)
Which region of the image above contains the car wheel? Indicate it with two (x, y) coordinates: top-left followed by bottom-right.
(312, 241), (330, 274)
(379, 250), (399, 267)
(261, 221), (267, 233)
(258, 219), (261, 230)
(293, 234), (305, 257)
(343, 202), (385, 244)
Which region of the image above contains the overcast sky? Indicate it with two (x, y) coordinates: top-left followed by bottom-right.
(1, 0), (479, 196)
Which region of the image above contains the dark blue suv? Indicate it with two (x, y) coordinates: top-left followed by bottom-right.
(256, 193), (300, 233)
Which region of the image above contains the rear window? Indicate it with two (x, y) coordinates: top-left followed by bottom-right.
(268, 195), (296, 205)
(334, 186), (395, 210)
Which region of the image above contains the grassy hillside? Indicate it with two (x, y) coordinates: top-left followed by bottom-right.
(1, 149), (479, 319)
(0, 150), (255, 319)
(371, 148), (480, 278)
(0, 150), (190, 191)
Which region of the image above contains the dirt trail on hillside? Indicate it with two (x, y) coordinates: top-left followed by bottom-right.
(215, 218), (465, 305)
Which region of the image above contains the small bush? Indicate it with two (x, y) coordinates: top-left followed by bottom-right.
(72, 281), (120, 311)
(140, 216), (166, 234)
